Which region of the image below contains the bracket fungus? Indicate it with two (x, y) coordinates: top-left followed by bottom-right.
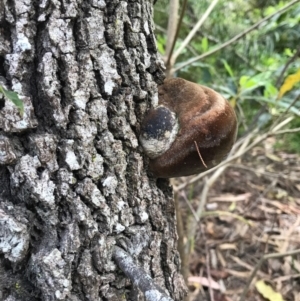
(139, 78), (237, 178)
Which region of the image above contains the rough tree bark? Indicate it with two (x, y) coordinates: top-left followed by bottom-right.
(0, 0), (186, 300)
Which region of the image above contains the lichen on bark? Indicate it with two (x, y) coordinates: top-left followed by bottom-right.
(0, 0), (186, 301)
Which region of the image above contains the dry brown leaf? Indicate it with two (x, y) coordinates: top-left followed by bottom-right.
(276, 204), (299, 215)
(206, 221), (215, 235)
(273, 273), (300, 282)
(280, 216), (300, 253)
(230, 255), (269, 278)
(188, 276), (220, 290)
(216, 249), (227, 268)
(224, 288), (244, 295)
(224, 269), (251, 278)
(209, 193), (251, 202)
(269, 236), (300, 243)
(219, 243), (238, 251)
(210, 269), (229, 279)
(258, 204), (280, 214)
(266, 153), (282, 162)
(248, 182), (265, 191)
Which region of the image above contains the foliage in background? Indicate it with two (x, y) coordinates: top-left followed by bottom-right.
(154, 0), (300, 152)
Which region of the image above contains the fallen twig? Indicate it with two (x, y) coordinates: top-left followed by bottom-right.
(113, 246), (176, 301)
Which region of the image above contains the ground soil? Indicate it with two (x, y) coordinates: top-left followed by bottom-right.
(176, 141), (300, 301)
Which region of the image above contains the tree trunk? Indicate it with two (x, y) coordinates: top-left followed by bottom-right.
(0, 0), (186, 300)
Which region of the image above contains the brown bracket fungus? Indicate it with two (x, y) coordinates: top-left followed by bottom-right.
(139, 78), (237, 178)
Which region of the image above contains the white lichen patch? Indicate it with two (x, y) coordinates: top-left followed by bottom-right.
(85, 153), (104, 179)
(102, 176), (118, 196)
(10, 155), (56, 208)
(48, 18), (75, 54)
(10, 155), (40, 183)
(104, 81), (114, 95)
(0, 136), (17, 164)
(91, 0), (106, 8)
(92, 45), (121, 96)
(0, 209), (29, 262)
(65, 151), (80, 170)
(139, 211), (149, 223)
(14, 0), (32, 14)
(87, 9), (105, 49)
(15, 33), (31, 52)
(5, 54), (20, 78)
(31, 171), (56, 208)
(32, 134), (59, 172)
(116, 200), (126, 211)
(90, 186), (106, 208)
(86, 98), (108, 131)
(73, 120), (97, 144)
(73, 90), (89, 110)
(31, 248), (72, 300)
(60, 140), (81, 170)
(11, 81), (22, 94)
(114, 223), (125, 234)
(143, 21), (150, 35)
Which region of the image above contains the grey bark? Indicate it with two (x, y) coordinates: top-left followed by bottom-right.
(0, 0), (187, 301)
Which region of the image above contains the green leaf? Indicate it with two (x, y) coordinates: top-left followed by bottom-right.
(239, 76), (261, 93)
(201, 37), (208, 52)
(221, 59), (234, 77)
(264, 83), (278, 97)
(239, 76), (251, 88)
(284, 48), (293, 57)
(0, 85), (24, 116)
(156, 34), (166, 55)
(217, 85), (237, 97)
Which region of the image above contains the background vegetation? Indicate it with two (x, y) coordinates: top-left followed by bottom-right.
(155, 0), (300, 150)
(154, 1), (300, 300)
